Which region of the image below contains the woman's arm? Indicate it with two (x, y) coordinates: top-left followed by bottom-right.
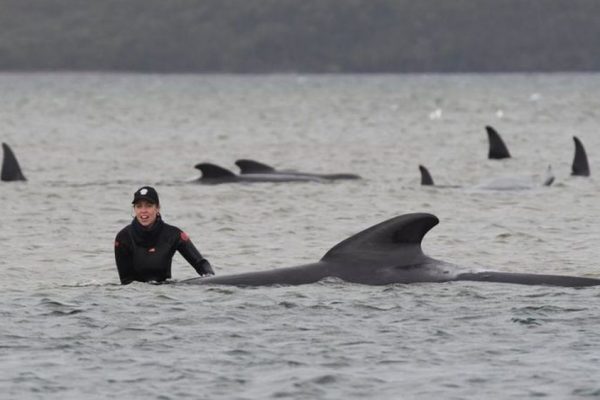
(176, 231), (214, 276)
(114, 230), (137, 284)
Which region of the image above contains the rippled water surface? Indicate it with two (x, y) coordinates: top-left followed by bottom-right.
(2, 73), (600, 399)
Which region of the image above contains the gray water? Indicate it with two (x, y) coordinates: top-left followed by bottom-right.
(1, 73), (600, 399)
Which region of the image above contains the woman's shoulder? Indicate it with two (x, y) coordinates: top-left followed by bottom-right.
(161, 222), (195, 243)
(116, 224), (132, 238)
(161, 221), (183, 235)
(115, 225), (133, 246)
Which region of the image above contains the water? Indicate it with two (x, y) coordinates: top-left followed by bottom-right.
(1, 73), (600, 399)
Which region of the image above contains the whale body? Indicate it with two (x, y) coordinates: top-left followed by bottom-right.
(418, 165), (554, 190)
(235, 159), (361, 180)
(183, 213), (600, 287)
(194, 162), (326, 184)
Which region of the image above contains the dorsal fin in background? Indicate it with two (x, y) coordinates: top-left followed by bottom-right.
(571, 136), (590, 177)
(1, 143), (26, 181)
(321, 213), (439, 261)
(419, 165), (434, 185)
(486, 126), (511, 159)
(543, 165), (555, 186)
(194, 163), (237, 179)
(235, 159), (276, 174)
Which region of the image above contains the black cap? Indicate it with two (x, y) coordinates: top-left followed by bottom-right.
(132, 186), (159, 205)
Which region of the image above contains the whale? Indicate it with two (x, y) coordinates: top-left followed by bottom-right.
(571, 136), (590, 177)
(486, 126), (511, 159)
(194, 162), (327, 184)
(235, 159), (361, 180)
(418, 165), (462, 188)
(418, 165), (554, 190)
(1, 143), (27, 181)
(183, 213), (600, 287)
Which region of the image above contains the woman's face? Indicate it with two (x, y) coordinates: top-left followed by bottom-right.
(133, 200), (160, 227)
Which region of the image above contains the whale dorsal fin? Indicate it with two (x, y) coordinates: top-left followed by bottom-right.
(571, 136), (590, 177)
(194, 163), (237, 179)
(486, 126), (511, 159)
(542, 165), (555, 186)
(321, 213), (439, 261)
(1, 143), (26, 181)
(419, 165), (434, 185)
(235, 159), (276, 174)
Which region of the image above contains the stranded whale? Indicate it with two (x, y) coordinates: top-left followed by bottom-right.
(194, 162), (326, 184)
(183, 213), (600, 287)
(418, 165), (554, 190)
(1, 143), (26, 181)
(419, 165), (555, 190)
(235, 159), (361, 180)
(418, 165), (462, 189)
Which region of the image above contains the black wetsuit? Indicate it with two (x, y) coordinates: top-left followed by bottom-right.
(114, 216), (213, 284)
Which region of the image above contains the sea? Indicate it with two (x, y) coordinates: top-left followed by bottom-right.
(1, 73), (600, 399)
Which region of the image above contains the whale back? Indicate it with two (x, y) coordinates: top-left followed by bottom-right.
(486, 126), (511, 159)
(235, 159), (276, 174)
(571, 136), (590, 177)
(321, 213), (439, 263)
(1, 143), (26, 181)
(194, 163), (237, 180)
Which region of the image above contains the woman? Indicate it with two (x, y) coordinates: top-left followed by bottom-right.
(114, 186), (214, 284)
